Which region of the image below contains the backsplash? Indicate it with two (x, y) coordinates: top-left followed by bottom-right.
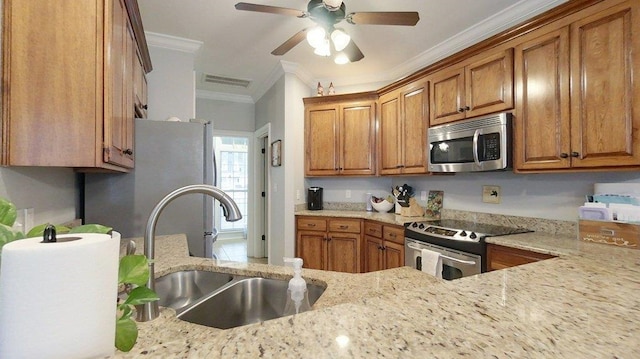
(295, 202), (576, 237)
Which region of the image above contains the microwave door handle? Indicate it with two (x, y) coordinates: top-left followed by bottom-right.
(472, 129), (481, 166)
(407, 243), (477, 266)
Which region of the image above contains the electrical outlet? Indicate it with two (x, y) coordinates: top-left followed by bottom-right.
(482, 185), (501, 204)
(421, 191), (427, 201)
(345, 190), (351, 199)
(296, 190), (300, 201)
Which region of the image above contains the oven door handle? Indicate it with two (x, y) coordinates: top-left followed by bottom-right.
(472, 128), (481, 166)
(407, 243), (478, 266)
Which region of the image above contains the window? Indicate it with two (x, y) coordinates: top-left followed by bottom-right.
(214, 136), (249, 239)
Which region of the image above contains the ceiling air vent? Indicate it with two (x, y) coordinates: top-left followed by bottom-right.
(202, 73), (252, 88)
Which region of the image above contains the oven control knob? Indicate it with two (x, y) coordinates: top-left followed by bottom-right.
(460, 231), (467, 237)
(469, 232), (477, 239)
(412, 222), (418, 228)
(418, 223), (425, 229)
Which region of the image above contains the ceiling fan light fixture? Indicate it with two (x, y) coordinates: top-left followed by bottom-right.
(306, 26), (326, 49)
(314, 39), (331, 56)
(323, 0), (343, 11)
(334, 52), (349, 64)
(330, 28), (350, 52)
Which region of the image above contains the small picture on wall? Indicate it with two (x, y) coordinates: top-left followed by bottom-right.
(271, 140), (282, 167)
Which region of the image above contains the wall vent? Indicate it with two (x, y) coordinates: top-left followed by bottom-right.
(202, 73), (252, 88)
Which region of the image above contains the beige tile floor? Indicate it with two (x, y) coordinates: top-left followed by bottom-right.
(212, 238), (268, 264)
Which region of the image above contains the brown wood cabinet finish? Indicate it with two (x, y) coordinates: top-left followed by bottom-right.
(430, 48), (514, 126)
(486, 243), (555, 271)
(1, 0), (149, 172)
(515, 0), (640, 171)
(304, 94), (376, 176)
(295, 216), (362, 273)
(378, 79), (429, 175)
(362, 221), (405, 272)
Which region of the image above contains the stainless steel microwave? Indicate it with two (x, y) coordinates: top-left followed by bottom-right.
(427, 112), (512, 172)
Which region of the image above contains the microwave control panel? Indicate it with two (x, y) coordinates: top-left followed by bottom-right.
(480, 133), (500, 160)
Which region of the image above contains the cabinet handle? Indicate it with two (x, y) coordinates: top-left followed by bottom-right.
(307, 223), (316, 227)
(571, 152), (580, 157)
(123, 149), (133, 156)
(378, 245), (384, 250)
(381, 246), (386, 251)
(464, 106), (470, 111)
(324, 236), (328, 241)
(457, 107), (465, 113)
(142, 104), (148, 110)
(560, 153), (569, 158)
(389, 233), (396, 238)
(339, 225), (348, 229)
(327, 236), (332, 241)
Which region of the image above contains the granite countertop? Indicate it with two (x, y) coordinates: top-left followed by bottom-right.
(295, 209), (437, 225)
(114, 230), (640, 358)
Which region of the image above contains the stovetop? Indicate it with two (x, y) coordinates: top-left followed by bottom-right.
(405, 219), (532, 243)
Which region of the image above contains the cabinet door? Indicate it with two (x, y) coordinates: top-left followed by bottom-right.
(305, 105), (339, 175)
(465, 48), (514, 118)
(569, 1), (640, 167)
(514, 28), (571, 170)
(430, 66), (465, 126)
(104, 0), (134, 168)
(326, 232), (360, 273)
(340, 102), (376, 175)
(363, 235), (383, 272)
(134, 49), (148, 119)
(401, 83), (429, 174)
(487, 244), (554, 271)
(296, 231), (326, 270)
(378, 93), (402, 175)
(383, 240), (404, 270)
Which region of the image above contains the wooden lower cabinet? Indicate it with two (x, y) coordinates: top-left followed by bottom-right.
(296, 216), (362, 273)
(486, 243), (555, 271)
(363, 221), (405, 272)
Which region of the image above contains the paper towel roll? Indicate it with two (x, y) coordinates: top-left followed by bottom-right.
(0, 232), (119, 359)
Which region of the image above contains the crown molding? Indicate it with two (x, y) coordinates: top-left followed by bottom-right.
(253, 60), (314, 102)
(145, 31), (203, 53)
(196, 90), (254, 104)
(315, 0), (565, 89)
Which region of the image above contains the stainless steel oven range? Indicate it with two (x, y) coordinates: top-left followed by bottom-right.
(404, 219), (531, 280)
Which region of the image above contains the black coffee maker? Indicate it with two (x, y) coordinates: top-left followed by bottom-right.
(307, 187), (323, 210)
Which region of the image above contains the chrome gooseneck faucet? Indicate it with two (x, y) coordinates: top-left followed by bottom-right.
(137, 184), (242, 321)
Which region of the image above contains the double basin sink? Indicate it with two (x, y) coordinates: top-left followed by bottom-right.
(154, 270), (326, 329)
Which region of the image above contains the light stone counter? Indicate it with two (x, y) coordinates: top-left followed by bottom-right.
(114, 232), (640, 358)
(295, 209), (436, 226)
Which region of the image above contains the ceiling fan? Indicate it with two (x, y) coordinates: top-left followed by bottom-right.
(235, 0), (419, 64)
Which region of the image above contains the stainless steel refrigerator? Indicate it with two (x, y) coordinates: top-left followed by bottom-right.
(84, 119), (216, 257)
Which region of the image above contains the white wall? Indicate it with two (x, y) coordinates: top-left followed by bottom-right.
(146, 46), (196, 121)
(310, 171), (640, 221)
(196, 98), (255, 132)
(0, 168), (77, 229)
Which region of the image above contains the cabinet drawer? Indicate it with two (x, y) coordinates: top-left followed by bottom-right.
(364, 222), (383, 238)
(383, 225), (404, 245)
(297, 217), (327, 231)
(328, 219), (361, 233)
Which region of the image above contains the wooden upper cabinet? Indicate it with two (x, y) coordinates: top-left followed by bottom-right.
(515, 0), (640, 171)
(569, 0), (640, 168)
(378, 79), (429, 175)
(1, 0), (150, 172)
(430, 48), (514, 126)
(514, 28), (571, 170)
(304, 93), (376, 176)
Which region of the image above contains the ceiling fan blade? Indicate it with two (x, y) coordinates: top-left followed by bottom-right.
(235, 2), (307, 18)
(348, 12), (420, 26)
(271, 28), (310, 56)
(343, 40), (364, 62)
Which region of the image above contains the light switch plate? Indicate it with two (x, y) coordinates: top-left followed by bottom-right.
(345, 190), (351, 199)
(482, 186), (501, 204)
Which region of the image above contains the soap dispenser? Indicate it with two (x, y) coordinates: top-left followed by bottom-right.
(283, 257), (311, 315)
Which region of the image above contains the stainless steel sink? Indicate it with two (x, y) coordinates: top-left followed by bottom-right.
(177, 277), (325, 329)
(155, 270), (234, 313)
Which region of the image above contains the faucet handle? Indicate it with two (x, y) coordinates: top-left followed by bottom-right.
(126, 240), (136, 256)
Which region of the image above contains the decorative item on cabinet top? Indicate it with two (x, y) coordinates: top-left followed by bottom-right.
(271, 140), (282, 167)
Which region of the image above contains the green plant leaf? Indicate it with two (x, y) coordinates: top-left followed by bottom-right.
(69, 224), (112, 234)
(118, 254), (149, 286)
(123, 286), (159, 306)
(0, 198), (17, 227)
(115, 317), (138, 352)
(0, 223), (18, 250)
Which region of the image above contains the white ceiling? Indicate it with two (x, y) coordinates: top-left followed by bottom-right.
(138, 0), (566, 102)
